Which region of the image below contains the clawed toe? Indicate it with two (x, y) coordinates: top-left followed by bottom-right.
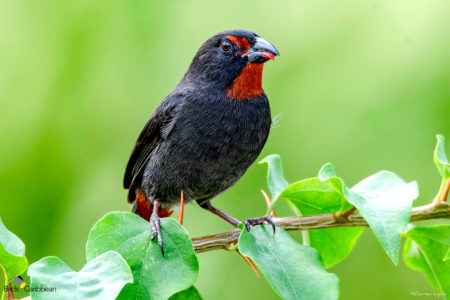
(243, 216), (276, 234)
(150, 214), (164, 256)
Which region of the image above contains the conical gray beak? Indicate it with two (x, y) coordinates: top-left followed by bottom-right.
(245, 37), (279, 63)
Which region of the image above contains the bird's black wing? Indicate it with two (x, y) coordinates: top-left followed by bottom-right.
(123, 96), (182, 202)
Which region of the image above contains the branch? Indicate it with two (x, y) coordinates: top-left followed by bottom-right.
(192, 202), (450, 253)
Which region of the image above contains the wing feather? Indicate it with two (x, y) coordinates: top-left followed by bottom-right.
(123, 97), (182, 198)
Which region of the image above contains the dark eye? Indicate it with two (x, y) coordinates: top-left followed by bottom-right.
(221, 40), (232, 52)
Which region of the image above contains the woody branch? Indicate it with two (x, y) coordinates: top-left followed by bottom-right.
(191, 201), (450, 253)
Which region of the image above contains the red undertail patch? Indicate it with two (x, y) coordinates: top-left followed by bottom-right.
(135, 190), (173, 221)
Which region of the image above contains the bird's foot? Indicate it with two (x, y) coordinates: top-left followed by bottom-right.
(150, 213), (164, 256)
(243, 216), (276, 234)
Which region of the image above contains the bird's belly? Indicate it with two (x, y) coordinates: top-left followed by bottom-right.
(142, 100), (271, 204)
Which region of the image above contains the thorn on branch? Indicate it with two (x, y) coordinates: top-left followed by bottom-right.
(237, 249), (260, 278)
(333, 206), (357, 223)
(433, 179), (450, 205)
(261, 189), (276, 217)
(8, 283), (14, 300)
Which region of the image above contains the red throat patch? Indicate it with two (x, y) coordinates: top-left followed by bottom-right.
(226, 63), (264, 100)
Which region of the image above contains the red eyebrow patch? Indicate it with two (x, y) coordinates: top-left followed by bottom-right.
(226, 35), (250, 52)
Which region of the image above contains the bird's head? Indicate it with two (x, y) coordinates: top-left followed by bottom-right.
(183, 29), (279, 100)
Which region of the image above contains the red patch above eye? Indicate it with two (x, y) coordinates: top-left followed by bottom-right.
(226, 35), (250, 52)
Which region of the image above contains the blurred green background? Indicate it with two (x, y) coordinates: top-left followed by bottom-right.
(1, 0), (449, 299)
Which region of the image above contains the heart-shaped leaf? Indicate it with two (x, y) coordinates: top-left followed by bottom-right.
(319, 164), (417, 264)
(28, 251), (133, 300)
(86, 212), (199, 300)
(0, 217), (28, 281)
(434, 135), (450, 180)
(238, 225), (339, 300)
(280, 178), (363, 267)
(169, 286), (202, 300)
(403, 225), (450, 297)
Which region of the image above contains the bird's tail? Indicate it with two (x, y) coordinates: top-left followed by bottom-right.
(132, 190), (173, 221)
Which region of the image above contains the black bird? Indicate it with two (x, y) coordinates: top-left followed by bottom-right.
(124, 29), (279, 254)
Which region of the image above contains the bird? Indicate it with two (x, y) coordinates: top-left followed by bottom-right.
(123, 29), (279, 255)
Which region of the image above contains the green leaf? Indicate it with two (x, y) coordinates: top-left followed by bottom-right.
(434, 135), (450, 180)
(444, 248), (450, 262)
(403, 225), (450, 296)
(86, 212), (199, 300)
(280, 178), (363, 267)
(169, 286), (202, 300)
(28, 251), (133, 300)
(259, 154), (289, 202)
(319, 164), (417, 264)
(0, 243), (27, 286)
(281, 178), (346, 215)
(0, 217), (25, 257)
(0, 264), (7, 300)
(238, 225), (339, 300)
(0, 217), (28, 281)
(308, 228), (362, 268)
(403, 238), (441, 290)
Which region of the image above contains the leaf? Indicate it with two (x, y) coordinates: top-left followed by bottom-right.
(28, 251), (133, 300)
(281, 178), (347, 215)
(434, 135), (450, 180)
(309, 228), (362, 268)
(169, 286), (202, 300)
(319, 164), (417, 264)
(86, 212), (199, 300)
(0, 243), (28, 286)
(238, 225), (339, 300)
(350, 171), (418, 264)
(444, 248), (450, 262)
(0, 217), (25, 257)
(0, 217), (28, 281)
(280, 178), (363, 267)
(403, 225), (450, 296)
(0, 264), (7, 300)
(403, 239), (441, 290)
(259, 154), (289, 202)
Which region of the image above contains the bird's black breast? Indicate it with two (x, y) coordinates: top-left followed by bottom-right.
(141, 90), (271, 204)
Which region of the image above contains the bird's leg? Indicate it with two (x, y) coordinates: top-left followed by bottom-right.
(196, 200), (276, 233)
(150, 200), (164, 256)
(177, 190), (185, 224)
(197, 200), (241, 227)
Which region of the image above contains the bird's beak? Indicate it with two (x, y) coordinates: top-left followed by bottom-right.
(244, 37), (279, 63)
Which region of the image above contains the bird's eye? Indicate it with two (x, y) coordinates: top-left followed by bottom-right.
(221, 40), (232, 52)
